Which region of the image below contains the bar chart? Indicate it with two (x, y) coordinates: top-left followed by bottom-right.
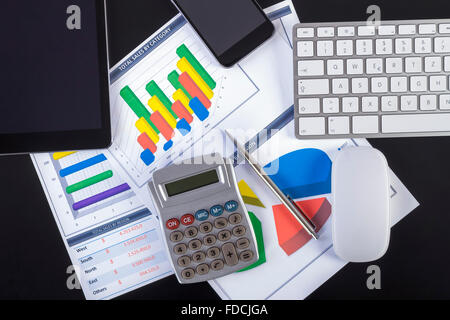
(109, 32), (258, 187)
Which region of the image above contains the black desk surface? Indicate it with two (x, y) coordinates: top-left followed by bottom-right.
(1, 0), (450, 299)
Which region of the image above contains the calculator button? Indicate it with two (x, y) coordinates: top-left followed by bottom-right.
(195, 209), (209, 221)
(228, 213), (242, 225)
(184, 226), (198, 238)
(218, 230), (232, 242)
(236, 238), (250, 250)
(188, 239), (202, 251)
(207, 247), (221, 259)
(199, 222), (213, 234)
(178, 255), (191, 267)
(196, 264), (210, 275)
(166, 218), (180, 230)
(239, 250), (254, 262)
(203, 234), (217, 246)
(210, 205), (224, 217)
(222, 243), (239, 266)
(211, 259), (224, 271)
(180, 214), (195, 226)
(192, 251), (206, 263)
(214, 217), (228, 229)
(232, 225), (246, 237)
(170, 231), (184, 243)
(181, 268), (195, 280)
(224, 200), (239, 212)
(173, 243), (187, 255)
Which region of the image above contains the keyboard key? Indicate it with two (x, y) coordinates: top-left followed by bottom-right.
(328, 117), (350, 134)
(298, 60), (324, 76)
(218, 230), (232, 241)
(239, 250), (254, 262)
(181, 268), (195, 280)
(336, 40), (353, 55)
(297, 41), (314, 57)
(366, 58), (383, 74)
(298, 117), (325, 136)
(173, 243), (187, 255)
(297, 27), (314, 38)
(401, 95), (418, 111)
(211, 259), (224, 271)
(203, 234), (217, 246)
(382, 113), (450, 133)
(317, 41), (334, 56)
(327, 59), (344, 75)
(298, 79), (329, 95)
(228, 213), (242, 225)
(439, 24), (450, 34)
(356, 39), (373, 55)
(188, 239), (202, 251)
(391, 77), (407, 92)
(415, 38), (432, 53)
(222, 243), (239, 266)
(342, 97), (359, 113)
(214, 217), (228, 229)
(419, 24), (436, 34)
(207, 247), (220, 259)
(405, 57), (422, 73)
(352, 78), (369, 94)
(445, 56), (450, 71)
(178, 256), (191, 267)
(358, 26), (375, 36)
(399, 25), (416, 35)
(420, 95), (437, 110)
(353, 116), (379, 134)
(196, 264), (209, 276)
(323, 97), (340, 113)
(371, 77), (388, 93)
(232, 225), (246, 237)
(337, 26), (355, 37)
(425, 57), (442, 72)
(199, 222), (213, 233)
(362, 97), (379, 112)
(386, 57), (403, 73)
(378, 25), (396, 35)
(347, 59), (364, 74)
(170, 231), (184, 243)
(192, 251), (206, 263)
(381, 96), (398, 112)
(317, 27), (335, 37)
(236, 238), (250, 250)
(332, 78), (349, 94)
(435, 37), (450, 53)
(376, 39), (393, 55)
(166, 218), (180, 230)
(395, 38), (412, 54)
(410, 76), (428, 92)
(298, 98), (320, 114)
(430, 76), (447, 91)
(185, 226), (198, 238)
(439, 95), (450, 109)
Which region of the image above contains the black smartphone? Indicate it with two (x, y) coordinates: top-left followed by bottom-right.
(172, 0), (274, 67)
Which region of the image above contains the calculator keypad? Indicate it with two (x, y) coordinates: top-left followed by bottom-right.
(165, 199), (257, 281)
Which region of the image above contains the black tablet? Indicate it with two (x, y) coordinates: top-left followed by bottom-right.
(0, 0), (111, 154)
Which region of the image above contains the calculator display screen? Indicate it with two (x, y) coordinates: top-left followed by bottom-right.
(165, 170), (219, 197)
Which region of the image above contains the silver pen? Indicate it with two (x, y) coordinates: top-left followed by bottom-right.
(225, 130), (319, 240)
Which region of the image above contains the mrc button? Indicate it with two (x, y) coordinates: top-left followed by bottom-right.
(224, 200), (239, 212)
(210, 205), (223, 217)
(195, 209), (209, 221)
(181, 214), (195, 226)
(166, 218), (180, 230)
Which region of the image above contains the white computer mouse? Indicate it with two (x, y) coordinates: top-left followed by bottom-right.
(332, 147), (390, 263)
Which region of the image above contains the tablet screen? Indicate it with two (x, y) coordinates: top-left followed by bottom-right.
(0, 0), (104, 134)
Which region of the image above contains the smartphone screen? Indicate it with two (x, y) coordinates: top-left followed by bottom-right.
(173, 0), (272, 66)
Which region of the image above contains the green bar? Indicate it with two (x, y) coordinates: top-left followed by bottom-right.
(168, 71), (192, 100)
(66, 170), (113, 194)
(176, 44), (216, 90)
(146, 81), (177, 118)
(120, 86), (159, 133)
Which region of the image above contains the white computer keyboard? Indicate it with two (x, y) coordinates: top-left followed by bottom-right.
(293, 19), (450, 139)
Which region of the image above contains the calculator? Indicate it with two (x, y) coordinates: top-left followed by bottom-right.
(148, 155), (259, 284)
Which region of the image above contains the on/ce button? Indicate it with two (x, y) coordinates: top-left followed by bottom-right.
(166, 218), (180, 230)
(181, 214), (195, 226)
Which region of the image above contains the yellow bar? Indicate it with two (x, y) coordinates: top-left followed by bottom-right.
(53, 151), (76, 160)
(173, 89), (193, 114)
(148, 96), (177, 129)
(177, 57), (214, 100)
(135, 117), (160, 144)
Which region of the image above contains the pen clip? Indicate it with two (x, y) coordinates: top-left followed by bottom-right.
(286, 195), (317, 231)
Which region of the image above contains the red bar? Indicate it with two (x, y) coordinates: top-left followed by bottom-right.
(172, 100), (194, 124)
(150, 111), (174, 141)
(137, 133), (157, 153)
(179, 72), (212, 109)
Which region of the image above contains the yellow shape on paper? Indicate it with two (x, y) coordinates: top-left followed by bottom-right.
(173, 89), (193, 114)
(53, 151), (76, 160)
(177, 57), (214, 100)
(238, 180), (265, 208)
(148, 96), (177, 129)
(135, 117), (160, 144)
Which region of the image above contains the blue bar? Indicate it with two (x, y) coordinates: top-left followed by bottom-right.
(59, 154), (107, 177)
(189, 97), (209, 121)
(176, 118), (191, 136)
(140, 149), (155, 166)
